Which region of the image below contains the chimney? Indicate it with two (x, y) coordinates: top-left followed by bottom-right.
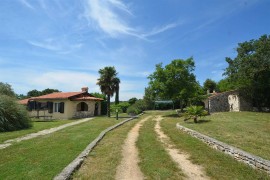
(81, 87), (88, 93)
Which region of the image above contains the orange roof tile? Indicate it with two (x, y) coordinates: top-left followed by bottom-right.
(31, 92), (83, 100)
(18, 98), (30, 105)
(72, 97), (103, 101)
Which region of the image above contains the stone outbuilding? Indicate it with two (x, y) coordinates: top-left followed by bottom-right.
(204, 90), (252, 113)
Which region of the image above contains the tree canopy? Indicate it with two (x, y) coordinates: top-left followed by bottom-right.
(0, 82), (31, 132)
(203, 79), (217, 93)
(0, 82), (16, 97)
(27, 88), (60, 97)
(147, 58), (199, 110)
(224, 34), (270, 109)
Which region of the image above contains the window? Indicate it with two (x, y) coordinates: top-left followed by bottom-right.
(54, 102), (64, 113)
(54, 103), (61, 112)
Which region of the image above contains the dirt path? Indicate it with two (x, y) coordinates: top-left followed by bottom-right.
(154, 116), (209, 180)
(115, 116), (150, 180)
(0, 118), (93, 149)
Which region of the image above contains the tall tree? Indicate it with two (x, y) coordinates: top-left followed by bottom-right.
(147, 58), (198, 111)
(114, 77), (120, 105)
(97, 66), (120, 117)
(224, 34), (270, 110)
(0, 82), (16, 97)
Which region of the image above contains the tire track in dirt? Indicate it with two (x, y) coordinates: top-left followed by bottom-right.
(115, 116), (150, 180)
(154, 116), (209, 180)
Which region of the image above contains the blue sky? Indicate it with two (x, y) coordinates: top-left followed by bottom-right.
(1, 0), (270, 100)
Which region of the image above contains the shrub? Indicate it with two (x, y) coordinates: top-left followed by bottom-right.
(127, 100), (146, 115)
(110, 104), (123, 114)
(0, 95), (32, 132)
(118, 102), (130, 113)
(184, 106), (208, 123)
(127, 105), (141, 115)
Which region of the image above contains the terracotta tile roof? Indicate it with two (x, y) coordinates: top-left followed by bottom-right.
(31, 92), (83, 100)
(18, 98), (31, 105)
(72, 97), (103, 101)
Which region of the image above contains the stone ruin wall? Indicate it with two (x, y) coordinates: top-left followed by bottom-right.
(207, 90), (252, 113)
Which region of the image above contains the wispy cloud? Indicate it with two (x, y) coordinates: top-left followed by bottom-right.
(19, 0), (35, 10)
(83, 0), (177, 39)
(142, 23), (178, 38)
(28, 38), (83, 53)
(84, 0), (135, 37)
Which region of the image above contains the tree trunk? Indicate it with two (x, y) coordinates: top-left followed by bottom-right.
(180, 101), (183, 112)
(115, 88), (119, 105)
(107, 95), (111, 117)
(193, 116), (198, 123)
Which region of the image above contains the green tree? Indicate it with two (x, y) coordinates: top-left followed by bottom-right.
(128, 97), (138, 105)
(143, 87), (155, 110)
(224, 34), (270, 110)
(97, 66), (120, 117)
(216, 78), (235, 92)
(0, 82), (16, 97)
(0, 83), (32, 132)
(203, 79), (216, 93)
(27, 89), (41, 97)
(41, 88), (60, 95)
(147, 58), (199, 111)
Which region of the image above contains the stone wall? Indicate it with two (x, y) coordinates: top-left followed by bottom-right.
(176, 123), (270, 175)
(205, 90), (252, 113)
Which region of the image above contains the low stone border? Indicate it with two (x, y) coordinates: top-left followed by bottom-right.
(176, 123), (270, 175)
(54, 113), (143, 180)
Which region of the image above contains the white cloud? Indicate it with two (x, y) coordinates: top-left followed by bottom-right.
(30, 71), (99, 92)
(28, 38), (83, 53)
(142, 23), (178, 37)
(19, 0), (35, 10)
(84, 0), (135, 37)
(83, 0), (177, 39)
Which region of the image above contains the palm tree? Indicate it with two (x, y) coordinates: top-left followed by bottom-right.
(97, 66), (120, 117)
(184, 106), (208, 123)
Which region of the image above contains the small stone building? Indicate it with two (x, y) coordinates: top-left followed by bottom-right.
(204, 90), (252, 113)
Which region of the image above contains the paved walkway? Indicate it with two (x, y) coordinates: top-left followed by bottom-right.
(0, 118), (93, 149)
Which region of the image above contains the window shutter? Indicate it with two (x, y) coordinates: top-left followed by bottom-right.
(37, 102), (41, 110)
(60, 102), (65, 113)
(47, 102), (53, 113)
(27, 101), (33, 111)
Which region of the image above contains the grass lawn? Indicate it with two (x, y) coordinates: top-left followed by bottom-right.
(137, 116), (184, 180)
(0, 119), (73, 143)
(174, 111), (270, 160)
(73, 116), (141, 180)
(0, 117), (122, 180)
(160, 113), (270, 179)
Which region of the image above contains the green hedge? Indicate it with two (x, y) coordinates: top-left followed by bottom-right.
(0, 95), (32, 132)
(127, 100), (146, 115)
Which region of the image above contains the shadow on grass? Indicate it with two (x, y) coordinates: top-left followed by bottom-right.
(162, 114), (181, 118)
(184, 119), (211, 124)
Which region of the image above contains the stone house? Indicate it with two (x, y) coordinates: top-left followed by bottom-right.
(19, 87), (103, 119)
(204, 90), (252, 113)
